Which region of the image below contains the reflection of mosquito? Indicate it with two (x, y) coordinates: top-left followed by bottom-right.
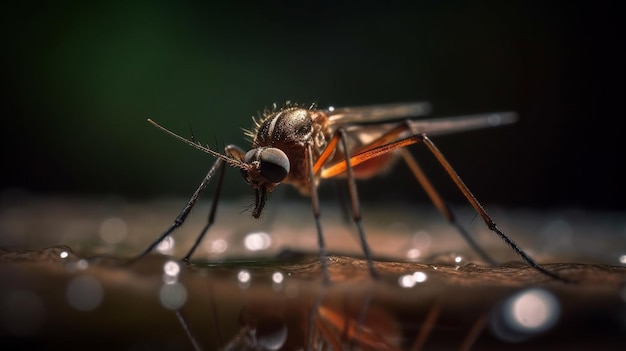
(174, 276), (488, 351)
(181, 290), (406, 351)
(138, 101), (561, 281)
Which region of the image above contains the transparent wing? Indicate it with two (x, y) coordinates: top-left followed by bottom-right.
(325, 102), (517, 138)
(336, 111), (518, 152)
(405, 111), (518, 136)
(325, 102), (432, 126)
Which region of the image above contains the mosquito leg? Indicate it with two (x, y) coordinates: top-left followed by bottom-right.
(205, 283), (224, 350)
(307, 144), (330, 285)
(175, 309), (204, 351)
(418, 134), (567, 282)
(410, 298), (443, 351)
(131, 158), (225, 262)
(307, 288), (330, 351)
(458, 312), (488, 351)
(338, 129), (379, 279)
(314, 312), (343, 351)
(347, 284), (374, 351)
(182, 158), (227, 263)
(320, 124), (497, 264)
(399, 148), (498, 265)
(323, 134), (565, 281)
(334, 179), (353, 225)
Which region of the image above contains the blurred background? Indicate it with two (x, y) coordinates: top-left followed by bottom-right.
(2, 1), (624, 210)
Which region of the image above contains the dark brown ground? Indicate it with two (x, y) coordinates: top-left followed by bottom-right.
(1, 195), (625, 350)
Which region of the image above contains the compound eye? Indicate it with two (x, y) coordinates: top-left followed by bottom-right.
(245, 148), (289, 184)
(259, 148), (290, 183)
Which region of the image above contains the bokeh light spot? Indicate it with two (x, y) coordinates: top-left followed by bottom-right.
(99, 217), (127, 244)
(244, 232), (271, 251)
(66, 275), (104, 311)
(491, 288), (560, 342)
(159, 282), (187, 310)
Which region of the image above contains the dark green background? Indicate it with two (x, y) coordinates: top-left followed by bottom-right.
(2, 1), (623, 209)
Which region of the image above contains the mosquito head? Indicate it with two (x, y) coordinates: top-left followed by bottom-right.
(240, 147), (290, 218)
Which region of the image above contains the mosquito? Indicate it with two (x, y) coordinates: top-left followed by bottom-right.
(137, 101), (562, 282)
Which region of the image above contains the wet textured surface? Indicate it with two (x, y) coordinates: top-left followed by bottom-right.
(1, 195), (626, 350)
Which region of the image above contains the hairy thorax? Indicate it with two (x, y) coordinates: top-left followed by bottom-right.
(252, 106), (330, 194)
